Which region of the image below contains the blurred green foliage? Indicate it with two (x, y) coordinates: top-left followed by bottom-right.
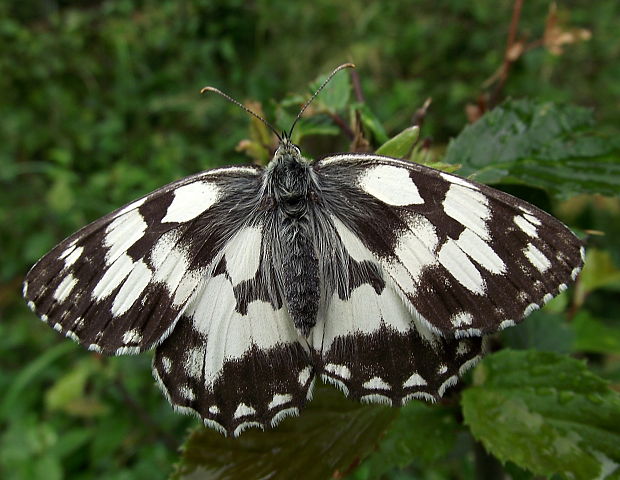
(2, 1), (620, 479)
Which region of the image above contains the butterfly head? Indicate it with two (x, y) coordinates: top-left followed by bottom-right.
(271, 135), (304, 167)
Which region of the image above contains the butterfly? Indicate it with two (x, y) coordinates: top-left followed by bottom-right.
(24, 64), (584, 437)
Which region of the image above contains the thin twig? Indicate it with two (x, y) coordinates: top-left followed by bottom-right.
(329, 112), (355, 139)
(350, 68), (365, 103)
(490, 0), (523, 106)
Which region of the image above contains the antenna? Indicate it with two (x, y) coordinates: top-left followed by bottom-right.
(288, 62), (356, 139)
(200, 62), (356, 144)
(200, 86), (282, 141)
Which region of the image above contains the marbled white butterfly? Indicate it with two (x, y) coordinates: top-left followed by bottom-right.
(24, 64), (584, 437)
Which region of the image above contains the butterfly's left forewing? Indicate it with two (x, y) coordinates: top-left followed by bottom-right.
(314, 154), (584, 338)
(24, 165), (264, 354)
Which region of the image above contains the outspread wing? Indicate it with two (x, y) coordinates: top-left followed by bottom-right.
(153, 270), (314, 437)
(23, 166), (264, 354)
(24, 148), (585, 434)
(310, 279), (484, 405)
(313, 154), (584, 337)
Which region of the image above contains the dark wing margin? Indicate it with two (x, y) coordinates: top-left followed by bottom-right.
(23, 165), (264, 355)
(309, 272), (484, 405)
(152, 271), (314, 437)
(313, 153), (584, 337)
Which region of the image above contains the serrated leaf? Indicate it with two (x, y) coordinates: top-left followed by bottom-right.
(462, 350), (620, 480)
(174, 384), (397, 480)
(573, 311), (620, 355)
(445, 99), (620, 197)
(350, 402), (460, 479)
(375, 126), (420, 158)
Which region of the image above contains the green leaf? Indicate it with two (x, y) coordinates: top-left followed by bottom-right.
(292, 116), (340, 145)
(174, 384), (397, 480)
(351, 402), (460, 479)
(0, 416), (64, 480)
(45, 358), (90, 410)
(47, 175), (75, 213)
(354, 103), (389, 145)
(575, 249), (620, 305)
(501, 311), (574, 353)
(375, 126), (420, 158)
(45, 357), (108, 417)
(309, 67), (351, 113)
(445, 99), (620, 197)
(0, 342), (76, 419)
(462, 350), (620, 480)
(573, 311), (620, 355)
(416, 159), (461, 173)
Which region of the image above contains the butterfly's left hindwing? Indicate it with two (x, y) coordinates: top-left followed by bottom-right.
(24, 166), (265, 354)
(314, 154), (584, 338)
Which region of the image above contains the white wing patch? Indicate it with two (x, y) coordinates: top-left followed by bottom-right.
(63, 246), (84, 269)
(104, 209), (147, 264)
(53, 273), (78, 302)
(268, 393), (292, 409)
(122, 328), (142, 344)
(455, 229), (506, 275)
(332, 216), (375, 262)
(451, 311), (474, 327)
(312, 283), (410, 352)
(114, 197), (148, 218)
(403, 372), (427, 387)
(363, 377), (391, 390)
(92, 252), (135, 301)
(152, 243), (190, 292)
(234, 403), (256, 419)
(187, 275), (299, 387)
(150, 230), (182, 269)
(443, 183), (491, 239)
(358, 165), (424, 206)
(388, 215), (439, 292)
(222, 225), (263, 285)
(523, 243), (551, 273)
(514, 214), (538, 238)
(111, 260), (153, 316)
(161, 181), (220, 223)
(438, 239), (485, 294)
(439, 172), (479, 190)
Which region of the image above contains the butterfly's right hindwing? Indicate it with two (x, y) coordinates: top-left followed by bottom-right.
(23, 166), (264, 355)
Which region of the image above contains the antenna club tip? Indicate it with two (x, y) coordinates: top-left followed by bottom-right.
(200, 86), (218, 94)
